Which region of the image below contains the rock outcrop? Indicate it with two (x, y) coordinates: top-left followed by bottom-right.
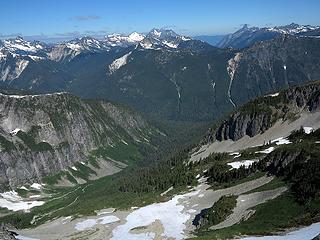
(202, 81), (320, 143)
(0, 92), (154, 189)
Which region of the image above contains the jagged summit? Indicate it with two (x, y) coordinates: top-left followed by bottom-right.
(218, 23), (320, 49)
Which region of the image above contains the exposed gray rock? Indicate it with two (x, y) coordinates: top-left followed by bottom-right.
(203, 81), (320, 143)
(0, 92), (154, 189)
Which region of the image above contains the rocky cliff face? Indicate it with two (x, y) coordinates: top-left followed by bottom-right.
(0, 92), (154, 189)
(229, 35), (320, 107)
(203, 81), (320, 142)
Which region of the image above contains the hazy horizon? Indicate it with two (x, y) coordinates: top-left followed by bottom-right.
(1, 0), (320, 42)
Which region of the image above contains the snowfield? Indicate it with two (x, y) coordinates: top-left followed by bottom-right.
(111, 189), (201, 240)
(75, 215), (120, 231)
(0, 191), (44, 212)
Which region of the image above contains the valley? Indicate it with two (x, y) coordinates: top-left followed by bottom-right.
(0, 16), (320, 240)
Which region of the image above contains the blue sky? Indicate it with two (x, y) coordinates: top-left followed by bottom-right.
(1, 0), (319, 41)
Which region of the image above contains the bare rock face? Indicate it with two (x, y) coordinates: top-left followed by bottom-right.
(202, 81), (320, 143)
(0, 92), (153, 189)
(0, 224), (16, 240)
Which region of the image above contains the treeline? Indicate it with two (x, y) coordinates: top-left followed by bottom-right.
(260, 134), (320, 204)
(196, 152), (259, 186)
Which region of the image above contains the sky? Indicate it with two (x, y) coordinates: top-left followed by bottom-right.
(1, 0), (320, 42)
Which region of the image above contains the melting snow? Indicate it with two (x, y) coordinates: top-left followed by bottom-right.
(10, 128), (21, 135)
(266, 92), (279, 97)
(187, 209), (197, 213)
(228, 160), (255, 169)
(75, 219), (96, 230)
(75, 215), (120, 231)
(30, 183), (42, 190)
(229, 152), (241, 158)
(0, 191), (44, 212)
(29, 195), (41, 199)
(97, 209), (115, 215)
(303, 127), (313, 134)
(111, 189), (200, 240)
(99, 215), (120, 224)
(255, 147), (275, 154)
(271, 137), (291, 145)
(71, 166), (77, 171)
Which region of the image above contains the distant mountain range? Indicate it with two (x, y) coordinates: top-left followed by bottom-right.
(193, 35), (226, 46)
(217, 23), (320, 49)
(1, 25), (320, 122)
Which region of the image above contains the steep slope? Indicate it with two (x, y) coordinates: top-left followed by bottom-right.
(227, 35), (320, 108)
(192, 80), (320, 161)
(2, 82), (320, 240)
(0, 91), (157, 189)
(2, 31), (320, 123)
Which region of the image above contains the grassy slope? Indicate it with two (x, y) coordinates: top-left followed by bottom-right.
(194, 192), (320, 240)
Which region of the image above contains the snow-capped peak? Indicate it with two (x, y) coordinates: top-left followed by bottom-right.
(2, 36), (46, 53)
(128, 32), (145, 42)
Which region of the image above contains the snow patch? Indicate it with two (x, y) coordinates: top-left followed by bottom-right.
(30, 183), (42, 190)
(271, 137), (291, 145)
(109, 52), (132, 74)
(228, 160), (255, 169)
(99, 215), (120, 224)
(0, 191), (44, 212)
(75, 219), (96, 231)
(255, 147), (275, 154)
(75, 215), (120, 231)
(121, 140), (129, 145)
(229, 152), (241, 158)
(10, 128), (21, 135)
(163, 41), (178, 48)
(266, 92), (279, 97)
(160, 186), (173, 196)
(303, 127), (313, 134)
(29, 195), (41, 199)
(112, 189), (200, 240)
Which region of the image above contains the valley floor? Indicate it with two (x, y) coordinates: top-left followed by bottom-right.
(18, 175), (288, 240)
